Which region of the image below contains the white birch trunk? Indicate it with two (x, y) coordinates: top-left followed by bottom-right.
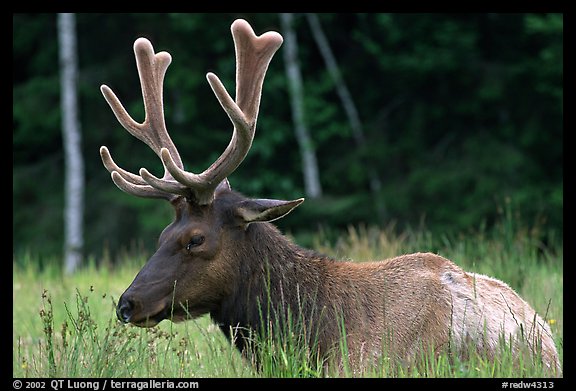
(279, 13), (322, 199)
(58, 13), (84, 274)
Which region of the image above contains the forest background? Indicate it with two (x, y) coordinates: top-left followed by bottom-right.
(13, 13), (563, 267)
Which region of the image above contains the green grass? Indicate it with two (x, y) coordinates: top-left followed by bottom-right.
(13, 217), (562, 378)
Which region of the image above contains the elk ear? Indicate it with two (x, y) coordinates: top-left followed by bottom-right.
(215, 178), (232, 196)
(235, 198), (304, 224)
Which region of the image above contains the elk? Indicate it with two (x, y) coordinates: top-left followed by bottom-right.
(100, 19), (561, 375)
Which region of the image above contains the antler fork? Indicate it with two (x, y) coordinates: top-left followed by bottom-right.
(100, 19), (283, 204)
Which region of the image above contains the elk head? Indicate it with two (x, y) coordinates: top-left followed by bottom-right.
(101, 19), (302, 327)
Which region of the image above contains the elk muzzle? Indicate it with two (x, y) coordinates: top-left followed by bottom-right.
(116, 290), (171, 327)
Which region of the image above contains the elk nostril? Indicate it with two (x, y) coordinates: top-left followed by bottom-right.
(117, 297), (134, 323)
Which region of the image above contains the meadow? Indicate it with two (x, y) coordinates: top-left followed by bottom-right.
(13, 211), (563, 378)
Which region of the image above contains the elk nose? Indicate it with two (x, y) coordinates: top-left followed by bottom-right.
(116, 296), (134, 323)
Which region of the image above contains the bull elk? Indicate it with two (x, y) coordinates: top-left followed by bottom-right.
(100, 19), (561, 375)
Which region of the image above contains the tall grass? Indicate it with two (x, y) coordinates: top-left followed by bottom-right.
(13, 209), (562, 377)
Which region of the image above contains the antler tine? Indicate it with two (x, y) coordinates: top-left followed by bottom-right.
(100, 38), (188, 200)
(158, 19), (283, 204)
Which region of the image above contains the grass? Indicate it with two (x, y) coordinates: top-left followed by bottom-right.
(13, 213), (562, 378)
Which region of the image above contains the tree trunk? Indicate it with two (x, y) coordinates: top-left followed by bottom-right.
(279, 13), (322, 199)
(306, 13), (385, 218)
(58, 13), (84, 274)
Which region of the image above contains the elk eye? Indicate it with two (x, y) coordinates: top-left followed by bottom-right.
(186, 235), (205, 251)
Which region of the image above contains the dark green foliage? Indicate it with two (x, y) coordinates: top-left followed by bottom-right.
(13, 13), (563, 264)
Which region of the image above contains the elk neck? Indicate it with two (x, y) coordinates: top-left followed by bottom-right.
(209, 219), (338, 353)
